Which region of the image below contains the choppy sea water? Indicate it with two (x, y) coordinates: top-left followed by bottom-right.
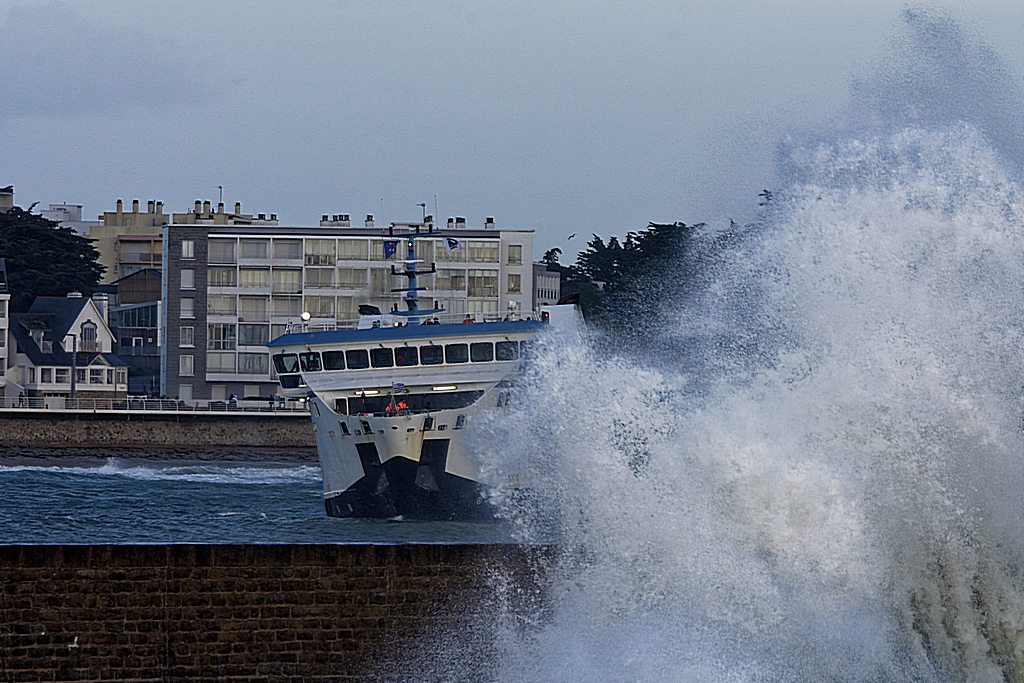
(0, 448), (516, 545)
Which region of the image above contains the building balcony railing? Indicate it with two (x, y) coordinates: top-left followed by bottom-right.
(1, 396), (310, 413)
(79, 341), (103, 353)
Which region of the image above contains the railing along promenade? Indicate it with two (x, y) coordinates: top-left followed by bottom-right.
(0, 396), (309, 414)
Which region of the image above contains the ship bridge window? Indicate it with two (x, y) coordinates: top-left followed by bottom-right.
(496, 340), (519, 360)
(370, 347), (394, 368)
(420, 344), (443, 365)
(299, 352), (322, 372)
(395, 346), (418, 366)
(445, 343), (469, 364)
(322, 350), (346, 370)
(273, 353), (299, 374)
(470, 342), (493, 362)
(346, 349), (369, 369)
(279, 375), (302, 389)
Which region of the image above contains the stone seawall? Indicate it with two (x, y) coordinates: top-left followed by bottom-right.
(0, 411), (315, 448)
(0, 544), (556, 682)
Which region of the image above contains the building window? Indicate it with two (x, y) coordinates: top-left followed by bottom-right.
(305, 239), (336, 266)
(337, 239), (368, 260)
(208, 267), (236, 287)
(55, 368), (69, 384)
(305, 268), (335, 288)
(437, 269), (466, 291)
(239, 296), (269, 322)
(207, 352), (235, 373)
(116, 368), (126, 384)
(180, 326), (195, 347)
(240, 268), (269, 288)
(238, 324), (269, 346)
(207, 294), (236, 316)
(239, 352), (269, 375)
(181, 268), (195, 289)
(240, 239), (268, 259)
(207, 323), (237, 350)
(89, 368), (104, 384)
(181, 239), (195, 259)
(272, 269), (302, 293)
(508, 245), (522, 264)
(80, 322), (98, 352)
(0, 300), (6, 317)
(304, 295), (334, 318)
(179, 355), (194, 376)
(181, 298), (195, 319)
(508, 273), (521, 293)
(467, 269), (498, 297)
(209, 239), (237, 264)
(41, 368), (53, 383)
(273, 239), (302, 260)
(336, 268), (367, 288)
(76, 368), (86, 384)
(272, 296), (302, 318)
(467, 240), (499, 263)
(107, 369), (114, 384)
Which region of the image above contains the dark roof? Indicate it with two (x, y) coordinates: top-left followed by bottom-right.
(27, 296), (92, 339)
(9, 313), (126, 368)
(9, 313), (71, 366)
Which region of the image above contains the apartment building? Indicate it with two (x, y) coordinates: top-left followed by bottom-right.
(160, 215), (534, 403)
(90, 199), (273, 283)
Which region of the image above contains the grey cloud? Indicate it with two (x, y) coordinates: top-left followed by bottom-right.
(0, 4), (213, 117)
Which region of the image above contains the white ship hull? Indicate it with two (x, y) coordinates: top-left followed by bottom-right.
(308, 383), (511, 519)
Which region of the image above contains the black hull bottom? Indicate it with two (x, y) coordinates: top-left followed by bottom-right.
(324, 456), (497, 521)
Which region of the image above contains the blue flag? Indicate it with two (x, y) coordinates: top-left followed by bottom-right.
(383, 240), (398, 258)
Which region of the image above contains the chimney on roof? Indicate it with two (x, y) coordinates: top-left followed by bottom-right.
(455, 216), (466, 229)
(156, 201), (163, 214)
(235, 202), (241, 215)
(322, 215), (329, 221)
(218, 202), (224, 214)
(67, 291), (83, 298)
(147, 200), (154, 213)
(203, 200), (211, 216)
(195, 200), (202, 214)
(447, 217), (454, 229)
(132, 199), (139, 213)
(485, 217), (495, 229)
(116, 199), (123, 215)
(365, 214), (374, 227)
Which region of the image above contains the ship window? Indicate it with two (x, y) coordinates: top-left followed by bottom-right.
(370, 347), (393, 368)
(299, 352), (322, 372)
(322, 350), (346, 370)
(346, 349), (369, 369)
(279, 375), (301, 389)
(470, 342), (493, 362)
(395, 346), (418, 366)
(496, 340), (519, 360)
(445, 343), (469, 364)
(334, 398), (348, 415)
(273, 353), (299, 374)
(420, 344), (443, 365)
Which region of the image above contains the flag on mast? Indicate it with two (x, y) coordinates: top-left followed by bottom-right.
(383, 240), (398, 258)
(443, 237), (462, 253)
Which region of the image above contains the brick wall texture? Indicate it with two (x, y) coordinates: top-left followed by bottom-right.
(0, 413), (314, 447)
(0, 544), (556, 682)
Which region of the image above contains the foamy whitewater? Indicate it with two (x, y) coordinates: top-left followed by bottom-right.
(459, 13), (1024, 683)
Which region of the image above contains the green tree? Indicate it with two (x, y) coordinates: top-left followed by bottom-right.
(0, 206), (105, 312)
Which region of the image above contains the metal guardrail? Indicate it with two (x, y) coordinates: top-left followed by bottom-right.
(1, 396), (309, 413)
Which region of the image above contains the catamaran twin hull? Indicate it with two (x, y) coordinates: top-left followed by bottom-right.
(269, 313), (580, 521)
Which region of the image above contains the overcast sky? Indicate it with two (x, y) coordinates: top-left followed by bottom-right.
(2, 1), (1023, 260)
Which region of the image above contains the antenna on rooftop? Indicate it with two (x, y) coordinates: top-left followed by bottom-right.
(218, 185), (223, 203)
(417, 202), (426, 221)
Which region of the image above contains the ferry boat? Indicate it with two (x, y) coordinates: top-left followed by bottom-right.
(268, 227), (581, 520)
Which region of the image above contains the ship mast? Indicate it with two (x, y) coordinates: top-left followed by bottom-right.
(389, 216), (442, 324)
